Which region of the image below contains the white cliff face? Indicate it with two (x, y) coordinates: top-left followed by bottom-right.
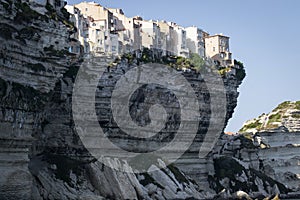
(240, 101), (300, 134)
(215, 101), (300, 199)
(0, 1), (247, 199)
(240, 102), (300, 194)
(254, 131), (300, 192)
(0, 0), (78, 199)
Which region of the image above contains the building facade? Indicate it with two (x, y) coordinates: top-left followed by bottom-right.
(108, 8), (142, 53)
(169, 22), (189, 58)
(205, 34), (233, 66)
(74, 2), (118, 55)
(64, 2), (235, 67)
(185, 26), (205, 58)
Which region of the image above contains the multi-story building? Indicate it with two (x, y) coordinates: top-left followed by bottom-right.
(185, 26), (205, 58)
(64, 2), (234, 66)
(169, 22), (189, 58)
(135, 19), (161, 52)
(65, 5), (87, 54)
(74, 2), (118, 55)
(204, 34), (233, 66)
(108, 8), (142, 53)
(156, 20), (176, 56)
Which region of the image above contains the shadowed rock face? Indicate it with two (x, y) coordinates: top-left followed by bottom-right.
(0, 0), (244, 199)
(211, 102), (300, 199)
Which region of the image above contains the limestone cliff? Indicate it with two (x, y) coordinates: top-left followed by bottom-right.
(207, 101), (300, 199)
(0, 0), (245, 199)
(240, 101), (300, 133)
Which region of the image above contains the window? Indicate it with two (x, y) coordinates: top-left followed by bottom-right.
(112, 46), (116, 52)
(85, 8), (88, 11)
(213, 47), (215, 52)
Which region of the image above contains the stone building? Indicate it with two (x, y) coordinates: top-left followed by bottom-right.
(204, 34), (233, 66)
(74, 2), (118, 55)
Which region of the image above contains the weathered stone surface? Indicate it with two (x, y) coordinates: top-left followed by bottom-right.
(209, 101), (300, 199)
(0, 0), (247, 199)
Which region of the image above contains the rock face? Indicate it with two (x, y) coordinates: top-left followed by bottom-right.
(240, 101), (300, 133)
(0, 0), (77, 199)
(5, 0), (299, 199)
(210, 101), (300, 199)
(207, 134), (294, 199)
(0, 0), (245, 199)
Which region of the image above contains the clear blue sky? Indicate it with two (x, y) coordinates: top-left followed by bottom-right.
(67, 0), (300, 132)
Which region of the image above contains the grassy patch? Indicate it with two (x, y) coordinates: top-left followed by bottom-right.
(295, 101), (300, 110)
(218, 66), (231, 76)
(292, 113), (300, 118)
(239, 120), (262, 132)
(268, 113), (281, 123)
(273, 101), (291, 111)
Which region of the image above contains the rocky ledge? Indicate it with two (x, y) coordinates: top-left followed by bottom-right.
(0, 0), (252, 199)
(212, 101), (300, 199)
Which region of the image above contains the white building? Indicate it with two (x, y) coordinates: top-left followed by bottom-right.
(134, 19), (161, 52)
(64, 2), (235, 65)
(169, 22), (189, 58)
(185, 26), (205, 58)
(65, 5), (88, 54)
(108, 8), (142, 53)
(74, 2), (119, 55)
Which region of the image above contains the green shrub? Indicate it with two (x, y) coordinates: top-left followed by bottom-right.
(292, 113), (300, 118)
(268, 113), (281, 123)
(218, 67), (231, 76)
(273, 101), (291, 111)
(190, 53), (204, 72)
(234, 59), (246, 82)
(239, 120), (262, 132)
(14, 1), (45, 23)
(295, 101), (300, 110)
